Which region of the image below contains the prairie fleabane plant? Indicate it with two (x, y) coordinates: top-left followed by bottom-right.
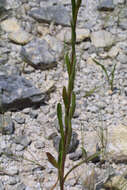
(46, 1), (81, 189)
(46, 1), (100, 190)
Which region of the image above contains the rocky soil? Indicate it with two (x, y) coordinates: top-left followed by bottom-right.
(0, 0), (127, 189)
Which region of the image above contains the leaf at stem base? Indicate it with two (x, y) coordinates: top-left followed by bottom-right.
(46, 152), (58, 168)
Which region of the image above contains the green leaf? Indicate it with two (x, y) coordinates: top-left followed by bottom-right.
(87, 151), (101, 162)
(110, 63), (116, 91)
(65, 53), (71, 76)
(83, 86), (99, 98)
(93, 59), (110, 82)
(57, 103), (64, 141)
(71, 92), (76, 115)
(66, 120), (72, 153)
(68, 57), (76, 92)
(46, 152), (58, 168)
(64, 114), (68, 130)
(81, 147), (87, 160)
(71, 0), (76, 20)
(62, 86), (68, 109)
(58, 139), (64, 169)
(76, 0), (82, 9)
(69, 92), (76, 119)
(68, 75), (73, 92)
(74, 0), (82, 25)
(71, 21), (76, 44)
(58, 138), (63, 153)
(111, 63), (116, 81)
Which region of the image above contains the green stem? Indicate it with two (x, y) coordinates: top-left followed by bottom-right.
(58, 1), (82, 189)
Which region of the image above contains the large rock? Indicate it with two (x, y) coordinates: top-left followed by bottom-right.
(0, 0), (5, 6)
(21, 37), (63, 70)
(0, 0), (5, 7)
(8, 29), (32, 45)
(108, 46), (119, 58)
(14, 135), (31, 148)
(106, 124), (127, 163)
(0, 41), (10, 64)
(0, 113), (15, 135)
(0, 180), (4, 190)
(119, 19), (127, 30)
(0, 0), (6, 15)
(1, 18), (20, 32)
(0, 54), (8, 65)
(114, 0), (126, 4)
(43, 35), (64, 60)
(82, 131), (100, 162)
(97, 0), (114, 11)
(117, 53), (127, 64)
(1, 18), (32, 45)
(56, 28), (90, 43)
(0, 0), (8, 20)
(103, 175), (127, 190)
(91, 30), (114, 48)
(29, 5), (71, 26)
(0, 69), (47, 112)
(0, 65), (20, 76)
(118, 8), (127, 30)
(5, 0), (21, 9)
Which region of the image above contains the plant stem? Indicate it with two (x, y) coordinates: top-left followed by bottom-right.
(58, 1), (82, 189)
(47, 2), (101, 190)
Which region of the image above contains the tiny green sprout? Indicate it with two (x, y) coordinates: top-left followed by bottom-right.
(83, 86), (99, 98)
(93, 59), (116, 91)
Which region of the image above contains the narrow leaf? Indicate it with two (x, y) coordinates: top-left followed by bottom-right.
(93, 59), (109, 82)
(68, 75), (73, 93)
(72, 92), (76, 117)
(62, 86), (68, 109)
(64, 114), (68, 130)
(65, 53), (71, 76)
(110, 63), (116, 91)
(83, 86), (99, 98)
(81, 147), (87, 160)
(57, 103), (64, 141)
(71, 0), (76, 20)
(69, 92), (76, 119)
(87, 151), (101, 162)
(71, 21), (76, 45)
(68, 57), (76, 91)
(74, 0), (82, 25)
(76, 0), (82, 10)
(111, 63), (116, 80)
(46, 152), (58, 168)
(66, 120), (72, 153)
(58, 139), (64, 169)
